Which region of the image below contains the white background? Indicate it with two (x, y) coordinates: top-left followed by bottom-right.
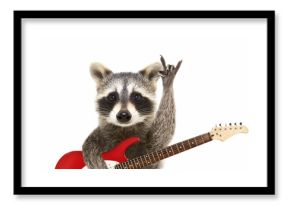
(22, 18), (267, 188)
(0, 0), (288, 204)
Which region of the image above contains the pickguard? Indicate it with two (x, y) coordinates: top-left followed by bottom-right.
(104, 160), (119, 169)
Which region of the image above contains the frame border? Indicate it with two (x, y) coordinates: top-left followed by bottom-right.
(13, 10), (275, 195)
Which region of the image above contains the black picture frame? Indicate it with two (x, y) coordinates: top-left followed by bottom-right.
(14, 10), (275, 195)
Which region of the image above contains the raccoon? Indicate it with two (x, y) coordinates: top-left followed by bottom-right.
(82, 56), (182, 168)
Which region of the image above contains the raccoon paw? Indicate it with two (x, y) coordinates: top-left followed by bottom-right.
(159, 55), (182, 88)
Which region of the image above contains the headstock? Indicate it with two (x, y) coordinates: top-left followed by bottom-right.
(210, 122), (248, 141)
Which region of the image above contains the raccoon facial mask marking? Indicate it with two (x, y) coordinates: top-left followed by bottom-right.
(97, 87), (154, 127)
(132, 86), (155, 102)
(97, 91), (119, 116)
(130, 91), (154, 115)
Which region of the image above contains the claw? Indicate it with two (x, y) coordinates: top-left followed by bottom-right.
(174, 60), (182, 73)
(160, 55), (167, 69)
(176, 60), (182, 70)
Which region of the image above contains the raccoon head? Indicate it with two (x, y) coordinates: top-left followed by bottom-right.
(90, 62), (162, 127)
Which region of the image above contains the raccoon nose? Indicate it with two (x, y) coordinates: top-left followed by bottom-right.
(116, 111), (132, 123)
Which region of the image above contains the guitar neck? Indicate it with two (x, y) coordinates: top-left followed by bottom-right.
(114, 132), (212, 169)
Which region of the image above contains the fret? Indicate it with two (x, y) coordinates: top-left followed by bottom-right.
(133, 158), (140, 169)
(145, 154), (151, 165)
(200, 135), (205, 144)
(153, 151), (160, 161)
(186, 141), (191, 150)
(138, 156), (144, 168)
(148, 154), (152, 165)
(127, 162), (132, 169)
(137, 158), (142, 168)
(175, 145), (179, 152)
(124, 161), (129, 169)
(151, 152), (156, 162)
(151, 153), (156, 163)
(173, 145), (177, 154)
(178, 143), (183, 152)
(128, 160), (134, 169)
(122, 162), (128, 169)
(146, 154), (151, 163)
(186, 139), (194, 148)
(193, 137), (198, 146)
(174, 143), (180, 153)
(162, 149), (168, 158)
(189, 138), (196, 147)
(199, 136), (204, 144)
(169, 147), (174, 155)
(168, 145), (174, 154)
(187, 139), (191, 149)
(130, 159), (135, 169)
(132, 161), (137, 169)
(141, 155), (147, 167)
(118, 163), (122, 169)
(165, 148), (170, 157)
(176, 142), (184, 152)
(167, 146), (174, 156)
(150, 153), (156, 164)
(143, 155), (148, 167)
(131, 159), (135, 169)
(149, 153), (156, 164)
(196, 136), (201, 145)
(172, 144), (179, 153)
(162, 149), (166, 158)
(155, 151), (160, 161)
(196, 136), (204, 145)
(181, 141), (186, 150)
(157, 150), (164, 159)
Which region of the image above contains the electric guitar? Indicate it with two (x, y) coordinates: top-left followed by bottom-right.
(55, 123), (248, 169)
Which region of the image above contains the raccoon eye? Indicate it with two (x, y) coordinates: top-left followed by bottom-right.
(133, 93), (142, 101)
(107, 92), (118, 102)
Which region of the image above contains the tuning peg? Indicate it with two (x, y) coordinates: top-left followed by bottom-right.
(219, 123), (222, 127)
(234, 123), (237, 125)
(229, 123), (232, 126)
(240, 122), (242, 125)
(224, 123), (227, 130)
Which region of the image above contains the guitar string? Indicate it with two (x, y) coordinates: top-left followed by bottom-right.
(113, 133), (212, 169)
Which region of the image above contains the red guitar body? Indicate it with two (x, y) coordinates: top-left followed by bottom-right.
(55, 137), (140, 169)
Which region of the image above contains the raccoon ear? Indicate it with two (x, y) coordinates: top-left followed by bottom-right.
(139, 62), (162, 82)
(90, 63), (112, 86)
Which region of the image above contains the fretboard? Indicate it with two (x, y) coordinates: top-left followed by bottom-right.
(114, 132), (212, 169)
